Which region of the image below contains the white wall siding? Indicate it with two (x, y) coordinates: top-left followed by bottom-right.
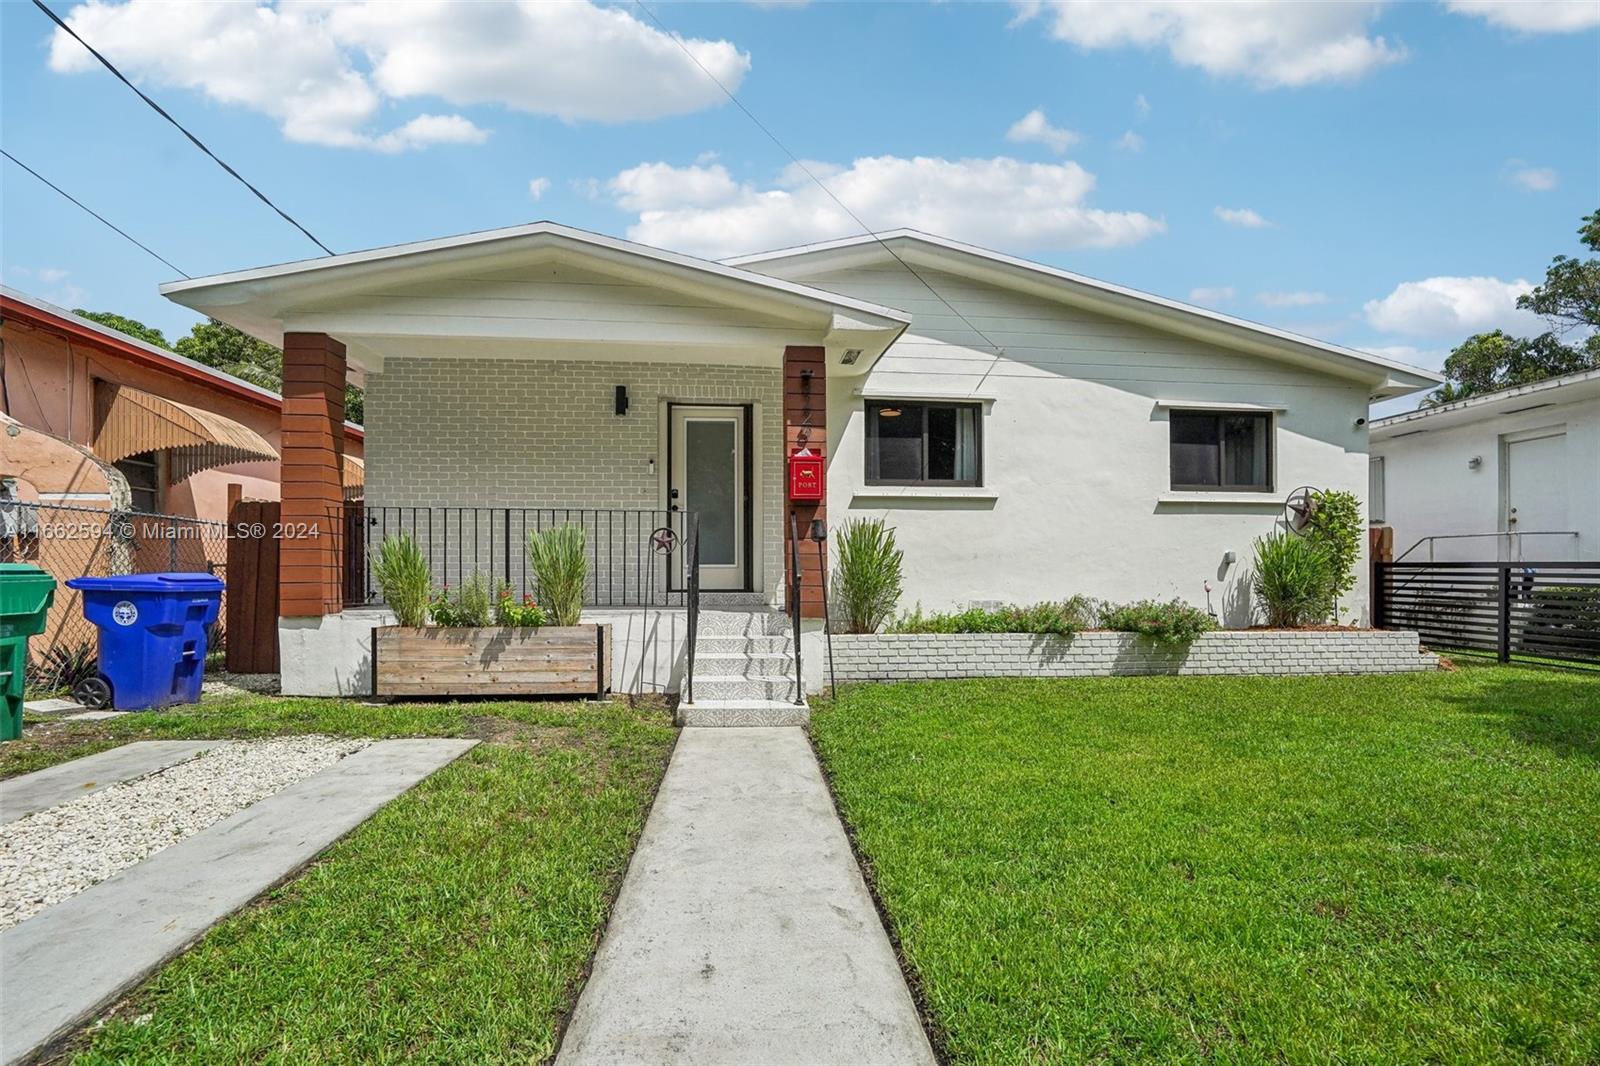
(801, 265), (1375, 624)
(365, 356), (784, 599)
(1371, 396), (1600, 562)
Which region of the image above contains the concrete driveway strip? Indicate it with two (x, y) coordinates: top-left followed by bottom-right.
(0, 741), (217, 825)
(557, 728), (936, 1066)
(0, 738), (477, 1066)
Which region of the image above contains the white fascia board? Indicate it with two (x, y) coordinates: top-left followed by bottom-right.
(730, 230), (1444, 394)
(161, 221), (910, 332)
(1155, 399), (1289, 413)
(1369, 367), (1600, 438)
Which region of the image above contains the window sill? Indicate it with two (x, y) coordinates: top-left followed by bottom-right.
(1157, 491), (1280, 505)
(852, 486), (1000, 501)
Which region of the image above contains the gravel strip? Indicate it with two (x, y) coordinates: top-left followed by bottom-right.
(0, 736), (368, 930)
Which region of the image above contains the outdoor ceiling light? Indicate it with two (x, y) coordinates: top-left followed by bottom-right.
(878, 407), (902, 418)
(841, 348), (863, 365)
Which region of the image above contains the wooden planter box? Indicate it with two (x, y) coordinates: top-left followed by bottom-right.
(373, 624), (611, 698)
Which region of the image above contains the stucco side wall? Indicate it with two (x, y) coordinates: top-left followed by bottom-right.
(800, 265), (1376, 625)
(363, 356), (784, 601)
(1371, 396), (1599, 562)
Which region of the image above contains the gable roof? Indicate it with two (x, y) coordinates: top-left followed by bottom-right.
(729, 229), (1443, 398)
(1370, 368), (1600, 438)
(160, 221), (911, 371)
(0, 285), (364, 440)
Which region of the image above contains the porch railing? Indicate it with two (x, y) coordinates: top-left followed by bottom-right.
(349, 506), (702, 610)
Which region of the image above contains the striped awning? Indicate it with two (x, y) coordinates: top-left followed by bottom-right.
(343, 454), (365, 501)
(94, 381), (279, 484)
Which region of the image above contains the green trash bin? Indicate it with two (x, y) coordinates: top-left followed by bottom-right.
(1, 564), (57, 741)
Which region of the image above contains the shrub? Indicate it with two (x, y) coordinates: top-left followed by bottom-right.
(1304, 489), (1362, 616)
(1252, 532), (1335, 627)
(1099, 599), (1217, 644)
(494, 580), (549, 627)
(431, 572), (492, 627)
(371, 533), (432, 627)
(890, 598), (1095, 636)
(832, 518), (904, 633)
(527, 525), (587, 626)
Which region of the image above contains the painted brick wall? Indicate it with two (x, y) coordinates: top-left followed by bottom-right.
(829, 630), (1438, 681)
(365, 357), (784, 600)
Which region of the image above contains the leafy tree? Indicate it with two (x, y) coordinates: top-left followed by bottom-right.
(65, 311), (365, 424)
(74, 309), (171, 350)
(1426, 209), (1600, 406)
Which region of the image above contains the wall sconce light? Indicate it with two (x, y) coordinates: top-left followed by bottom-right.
(841, 348), (862, 365)
(1467, 455), (1483, 469)
(614, 385), (629, 416)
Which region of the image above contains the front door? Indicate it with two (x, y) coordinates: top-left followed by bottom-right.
(670, 406), (747, 590)
(1503, 429), (1568, 559)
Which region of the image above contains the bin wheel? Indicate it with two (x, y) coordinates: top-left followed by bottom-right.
(73, 675), (112, 711)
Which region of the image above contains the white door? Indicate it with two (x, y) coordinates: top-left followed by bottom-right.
(1504, 430), (1568, 559)
(670, 406), (746, 590)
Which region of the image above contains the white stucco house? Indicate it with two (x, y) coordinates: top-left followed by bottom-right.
(1369, 368), (1600, 563)
(159, 222), (1440, 701)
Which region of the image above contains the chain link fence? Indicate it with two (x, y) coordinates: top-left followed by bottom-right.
(0, 500), (228, 698)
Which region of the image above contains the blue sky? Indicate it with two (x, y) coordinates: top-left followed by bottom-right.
(2, 1), (1596, 409)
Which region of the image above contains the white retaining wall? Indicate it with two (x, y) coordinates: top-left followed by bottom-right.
(823, 630), (1437, 685)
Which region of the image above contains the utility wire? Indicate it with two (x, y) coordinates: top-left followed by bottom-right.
(2, 148), (190, 278)
(632, 0), (1004, 357)
(33, 0), (334, 257)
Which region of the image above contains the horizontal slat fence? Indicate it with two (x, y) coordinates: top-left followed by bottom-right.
(1375, 561), (1600, 667)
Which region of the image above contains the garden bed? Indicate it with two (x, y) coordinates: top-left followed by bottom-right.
(373, 624), (611, 698)
(830, 628), (1436, 682)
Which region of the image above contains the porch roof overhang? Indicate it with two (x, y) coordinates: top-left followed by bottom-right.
(160, 222), (911, 379)
(93, 381), (280, 483)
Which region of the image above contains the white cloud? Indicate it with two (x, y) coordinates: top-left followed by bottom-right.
(528, 177), (551, 201)
(1188, 285), (1235, 303)
(1363, 275), (1538, 336)
(36, 267), (71, 284)
(4, 266), (84, 305)
(1005, 109), (1080, 153)
(1257, 290), (1329, 307)
(1116, 130), (1145, 151)
(1507, 163), (1559, 191)
(605, 155), (1165, 259)
(1445, 1), (1600, 33)
(47, 0), (749, 150)
(1013, 1), (1406, 88)
(1135, 93), (1151, 117)
(1215, 205), (1272, 228)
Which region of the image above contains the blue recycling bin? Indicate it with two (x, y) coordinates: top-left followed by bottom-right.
(64, 573), (224, 711)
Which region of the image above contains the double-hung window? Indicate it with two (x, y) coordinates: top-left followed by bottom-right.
(865, 401), (982, 486)
(1169, 410), (1273, 492)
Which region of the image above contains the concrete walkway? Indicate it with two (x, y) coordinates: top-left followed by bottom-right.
(557, 729), (935, 1066)
(0, 740), (216, 824)
(0, 738), (477, 1066)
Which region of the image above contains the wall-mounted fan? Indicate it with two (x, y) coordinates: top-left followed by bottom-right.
(1283, 485), (1320, 535)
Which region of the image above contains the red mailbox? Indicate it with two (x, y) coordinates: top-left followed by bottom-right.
(788, 450), (824, 501)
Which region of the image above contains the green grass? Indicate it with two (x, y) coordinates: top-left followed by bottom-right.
(811, 664), (1600, 1064)
(11, 695), (675, 1064)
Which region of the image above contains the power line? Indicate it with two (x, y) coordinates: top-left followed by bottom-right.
(631, 0), (1005, 357)
(33, 0), (335, 257)
(1, 148), (190, 278)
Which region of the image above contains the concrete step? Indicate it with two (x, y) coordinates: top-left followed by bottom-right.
(693, 652), (796, 679)
(698, 591), (770, 608)
(676, 699), (810, 727)
(694, 635), (795, 656)
(694, 610), (792, 637)
(692, 674), (801, 702)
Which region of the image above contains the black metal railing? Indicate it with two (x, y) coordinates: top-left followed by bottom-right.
(788, 511), (804, 704)
(1375, 560), (1600, 667)
(684, 512), (700, 705)
(351, 506), (700, 609)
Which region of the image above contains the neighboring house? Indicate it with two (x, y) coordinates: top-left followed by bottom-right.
(158, 222), (1439, 696)
(1, 286), (365, 517)
(1369, 369), (1600, 563)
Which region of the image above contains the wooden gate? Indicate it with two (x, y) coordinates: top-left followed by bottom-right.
(226, 500), (280, 673)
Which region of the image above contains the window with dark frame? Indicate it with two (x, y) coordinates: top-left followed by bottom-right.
(115, 451), (161, 513)
(865, 401), (982, 486)
(1169, 410), (1273, 492)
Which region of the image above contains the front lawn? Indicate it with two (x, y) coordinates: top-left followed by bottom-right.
(12, 695), (675, 1064)
(812, 665), (1600, 1064)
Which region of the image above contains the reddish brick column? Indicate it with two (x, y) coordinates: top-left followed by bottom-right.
(279, 332), (347, 617)
(783, 345), (827, 619)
